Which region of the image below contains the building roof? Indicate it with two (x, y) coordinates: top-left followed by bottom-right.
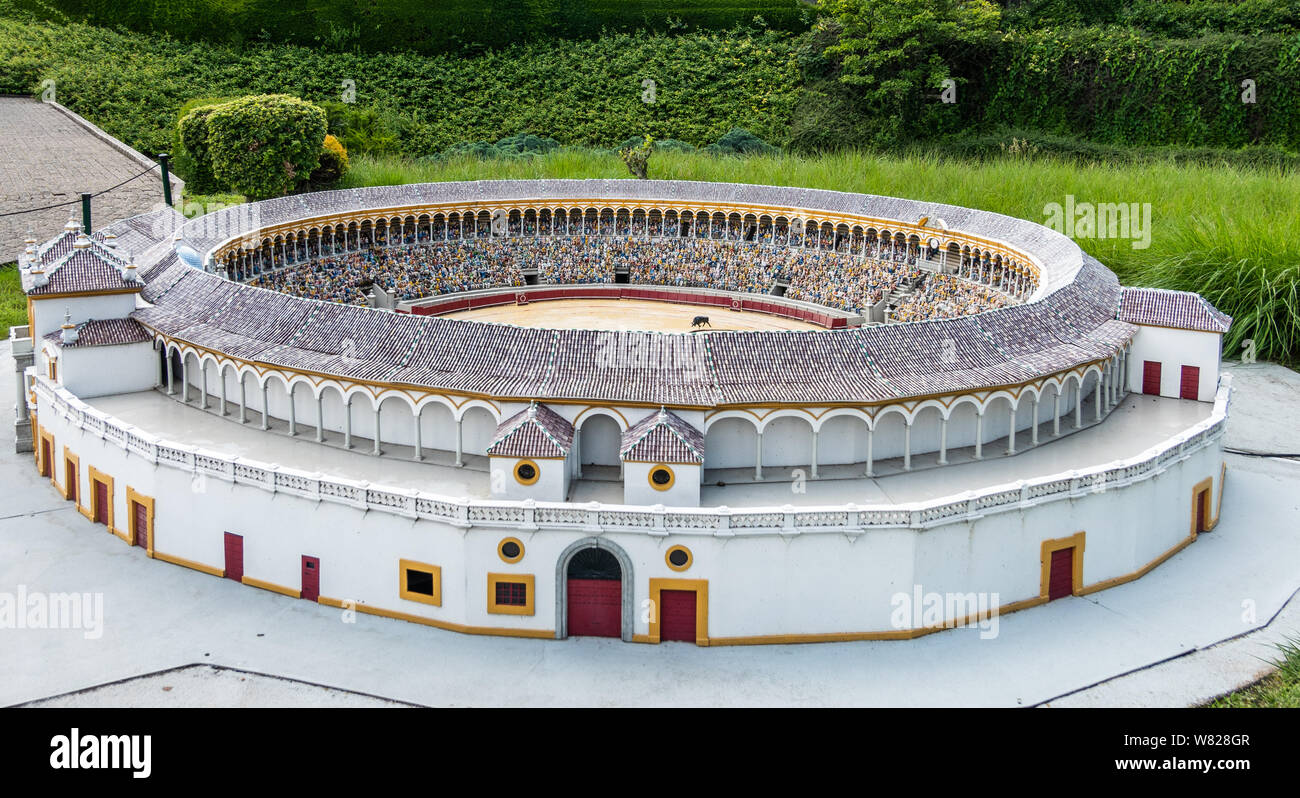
(24, 221), (142, 297)
(486, 402), (574, 458)
(80, 187), (1155, 409)
(620, 409), (704, 464)
(1117, 287), (1232, 333)
(43, 317), (152, 349)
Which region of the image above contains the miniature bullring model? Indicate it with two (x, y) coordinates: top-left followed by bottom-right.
(12, 180), (1231, 645)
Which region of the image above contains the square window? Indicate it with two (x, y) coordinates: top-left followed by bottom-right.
(406, 568), (435, 596)
(487, 573), (535, 616)
(496, 581), (527, 606)
(398, 559), (441, 607)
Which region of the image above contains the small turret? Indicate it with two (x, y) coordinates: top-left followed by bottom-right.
(60, 309), (79, 345)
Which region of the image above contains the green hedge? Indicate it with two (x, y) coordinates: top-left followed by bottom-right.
(0, 17), (801, 160)
(9, 0), (810, 55)
(982, 27), (1300, 150)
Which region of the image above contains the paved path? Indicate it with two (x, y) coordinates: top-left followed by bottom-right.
(2, 344), (1297, 706)
(0, 97), (179, 262)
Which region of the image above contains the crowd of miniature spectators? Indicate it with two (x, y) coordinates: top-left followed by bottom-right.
(247, 229), (1010, 318)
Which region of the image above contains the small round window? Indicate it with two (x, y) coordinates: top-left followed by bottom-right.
(648, 464), (675, 491)
(514, 460), (539, 485)
(665, 545), (692, 572)
(498, 537), (525, 563)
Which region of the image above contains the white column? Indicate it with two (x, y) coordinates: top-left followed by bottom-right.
(974, 412), (983, 460)
(287, 389), (297, 436)
(903, 420), (912, 471)
(454, 418), (464, 467)
(1030, 397), (1039, 446)
(260, 383), (269, 431)
(372, 404), (382, 455)
(1074, 384), (1083, 429)
(1007, 404), (1016, 454)
(754, 430), (763, 481)
(1053, 391), (1061, 436)
(238, 378), (247, 424)
(315, 394), (324, 443)
(343, 398), (352, 449)
(199, 364), (208, 409)
(218, 370), (227, 416)
(864, 427), (874, 477)
(938, 417), (948, 465)
(166, 352), (175, 395)
(574, 431), (582, 479)
(810, 428), (819, 479)
(413, 407), (423, 461)
(1094, 379), (1102, 421)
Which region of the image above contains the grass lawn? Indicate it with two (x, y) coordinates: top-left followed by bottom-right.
(1208, 638), (1300, 708)
(0, 262), (27, 333)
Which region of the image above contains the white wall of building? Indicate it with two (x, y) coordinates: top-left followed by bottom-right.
(58, 342), (157, 399)
(29, 294), (137, 340)
(489, 455), (570, 501)
(35, 378), (1225, 643)
(1127, 326), (1222, 402)
(623, 462), (701, 506)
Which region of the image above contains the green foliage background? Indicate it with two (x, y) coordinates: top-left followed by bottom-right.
(0, 18), (802, 158)
(7, 0), (810, 55)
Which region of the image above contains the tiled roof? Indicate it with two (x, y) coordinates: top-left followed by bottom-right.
(25, 226), (142, 296)
(486, 403), (574, 458)
(1118, 287), (1232, 333)
(76, 187), (1154, 408)
(43, 318), (152, 348)
(620, 409), (704, 463)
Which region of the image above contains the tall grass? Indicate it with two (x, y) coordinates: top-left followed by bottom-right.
(342, 149), (1300, 362)
(0, 264), (29, 332)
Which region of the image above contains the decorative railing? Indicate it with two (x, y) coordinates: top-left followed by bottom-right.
(31, 374), (1230, 537)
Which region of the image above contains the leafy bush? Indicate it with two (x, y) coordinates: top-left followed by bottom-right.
(310, 134), (351, 187)
(704, 127), (777, 154)
(176, 98), (238, 194)
(203, 95), (328, 199)
(318, 101), (398, 157)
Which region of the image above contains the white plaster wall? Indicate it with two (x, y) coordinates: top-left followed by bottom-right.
(29, 294), (137, 340)
(61, 343), (156, 399)
(489, 456), (569, 501)
(36, 385), (1224, 642)
(1127, 326), (1222, 402)
(623, 462), (700, 506)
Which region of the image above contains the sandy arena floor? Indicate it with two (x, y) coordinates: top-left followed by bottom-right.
(443, 298), (822, 332)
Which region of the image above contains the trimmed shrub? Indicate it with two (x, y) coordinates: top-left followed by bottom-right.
(204, 95), (328, 199)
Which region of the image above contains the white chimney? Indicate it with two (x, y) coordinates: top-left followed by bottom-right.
(60, 310), (79, 345)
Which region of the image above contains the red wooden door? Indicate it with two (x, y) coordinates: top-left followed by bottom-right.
(1142, 361), (1161, 395)
(660, 590), (697, 642)
(1180, 365), (1200, 400)
(93, 481), (108, 525)
(65, 462), (76, 503)
(301, 556), (320, 601)
(1196, 489), (1208, 533)
(40, 440), (51, 477)
(567, 579), (621, 638)
(224, 533), (243, 581)
(1048, 548), (1074, 600)
(132, 501), (148, 547)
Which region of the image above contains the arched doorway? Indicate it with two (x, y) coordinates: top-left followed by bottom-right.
(566, 548), (621, 638)
(556, 538), (633, 641)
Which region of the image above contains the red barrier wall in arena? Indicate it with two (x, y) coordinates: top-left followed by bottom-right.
(402, 285), (853, 329)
